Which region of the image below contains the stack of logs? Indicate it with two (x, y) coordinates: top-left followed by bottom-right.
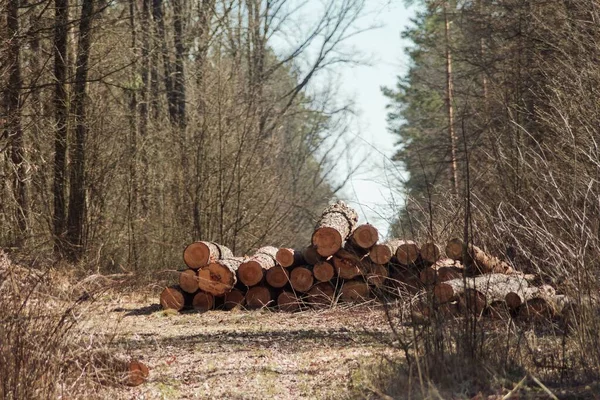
(160, 201), (570, 322)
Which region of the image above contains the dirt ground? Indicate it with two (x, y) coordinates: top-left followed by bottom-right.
(89, 293), (396, 400)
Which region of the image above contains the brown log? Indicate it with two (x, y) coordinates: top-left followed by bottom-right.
(192, 291), (214, 312)
(396, 240), (420, 265)
(419, 258), (463, 285)
(488, 300), (511, 320)
(306, 282), (335, 309)
(265, 265), (289, 288)
(302, 245), (323, 265)
(369, 239), (403, 264)
(458, 288), (488, 316)
(312, 200), (359, 257)
(434, 274), (530, 306)
(339, 280), (370, 302)
(275, 248), (305, 268)
(518, 297), (559, 322)
(183, 241), (233, 269)
(246, 286), (272, 309)
(198, 257), (243, 296)
(349, 223), (379, 249)
(277, 291), (302, 312)
(237, 246), (279, 287)
(313, 261), (335, 282)
(126, 360), (150, 386)
(332, 248), (364, 279)
(290, 266), (314, 293)
(445, 238), (511, 274)
(420, 242), (441, 264)
(179, 269), (199, 293)
(160, 286), (185, 311)
(389, 267), (423, 295)
(365, 263), (388, 287)
(223, 288), (245, 310)
(505, 284), (555, 310)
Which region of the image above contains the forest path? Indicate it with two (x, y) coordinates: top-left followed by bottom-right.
(91, 294), (395, 399)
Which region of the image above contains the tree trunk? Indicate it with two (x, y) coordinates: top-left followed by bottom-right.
(313, 260), (335, 282)
(289, 266), (314, 293)
(277, 291), (301, 312)
(223, 288), (245, 310)
(366, 263), (388, 287)
(160, 286), (185, 310)
(66, 0), (95, 260)
(152, 0), (176, 123)
(445, 238), (512, 274)
(183, 241), (233, 269)
(197, 257), (243, 295)
(265, 265), (289, 288)
(340, 280), (370, 302)
(369, 239), (404, 265)
(444, 0), (459, 195)
(349, 224), (379, 249)
(312, 200), (359, 257)
(506, 284), (555, 310)
(420, 258), (463, 285)
(395, 240), (420, 266)
(179, 269), (199, 293)
(276, 248), (305, 268)
(434, 274), (530, 304)
(5, 0), (28, 240)
(192, 291), (214, 311)
(237, 246), (278, 286)
(332, 248), (364, 280)
(420, 242), (441, 264)
(306, 282), (335, 309)
(246, 285), (272, 309)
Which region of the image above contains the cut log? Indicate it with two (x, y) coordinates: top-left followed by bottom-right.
(419, 258), (463, 285)
(126, 360), (150, 386)
(488, 300), (511, 320)
(389, 267), (423, 295)
(420, 242), (441, 264)
(340, 280), (370, 302)
(179, 269), (199, 294)
(265, 265), (289, 288)
(349, 224), (379, 249)
(434, 274), (530, 305)
(445, 238), (463, 260)
(458, 288), (488, 316)
(306, 282), (335, 309)
(366, 263), (388, 287)
(192, 291), (214, 312)
(445, 238), (511, 274)
(313, 261), (335, 282)
(290, 266), (314, 293)
(160, 286), (185, 311)
(505, 284), (555, 310)
(246, 286), (272, 309)
(396, 240), (420, 265)
(369, 239), (404, 265)
(276, 248), (305, 268)
(302, 245), (323, 266)
(312, 200), (359, 257)
(518, 297), (559, 322)
(237, 246), (279, 287)
(223, 288), (245, 310)
(183, 241), (233, 269)
(277, 291), (302, 312)
(198, 257), (244, 296)
(332, 248), (364, 280)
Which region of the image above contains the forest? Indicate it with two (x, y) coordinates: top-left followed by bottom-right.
(1, 0), (600, 398)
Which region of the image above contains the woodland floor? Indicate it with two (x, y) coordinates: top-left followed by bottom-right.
(88, 292), (396, 400)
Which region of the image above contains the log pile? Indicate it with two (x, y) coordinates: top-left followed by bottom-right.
(159, 201), (570, 324)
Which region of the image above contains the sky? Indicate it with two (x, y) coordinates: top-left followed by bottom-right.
(332, 1), (416, 238)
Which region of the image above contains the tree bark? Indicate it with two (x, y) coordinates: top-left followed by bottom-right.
(312, 200), (359, 257)
(444, 0), (459, 195)
(434, 274), (530, 304)
(445, 238), (512, 275)
(420, 258), (463, 285)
